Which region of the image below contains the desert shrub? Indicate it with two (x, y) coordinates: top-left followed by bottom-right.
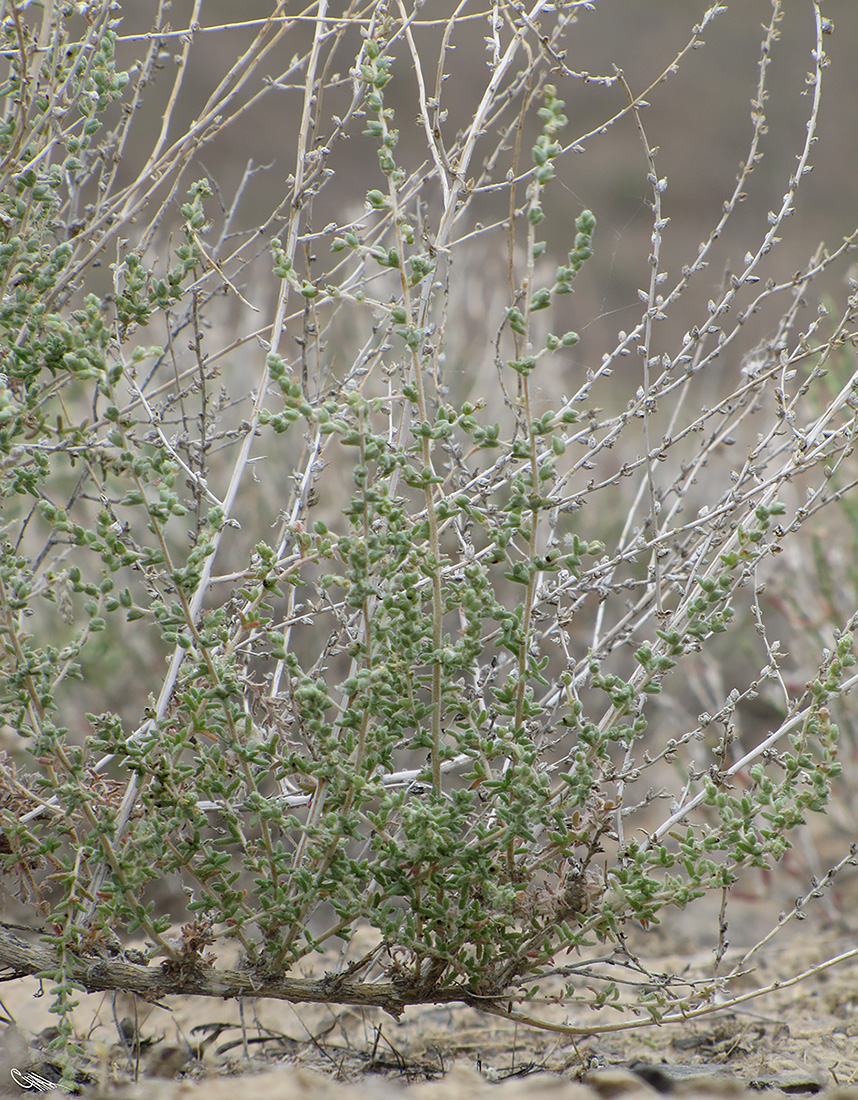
(1, 0), (857, 1076)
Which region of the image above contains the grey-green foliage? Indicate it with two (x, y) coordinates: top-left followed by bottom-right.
(0, 1), (854, 1064)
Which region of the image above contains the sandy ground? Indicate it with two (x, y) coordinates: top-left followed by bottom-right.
(2, 901), (858, 1100)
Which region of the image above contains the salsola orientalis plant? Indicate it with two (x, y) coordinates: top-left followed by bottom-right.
(1, 0), (857, 1072)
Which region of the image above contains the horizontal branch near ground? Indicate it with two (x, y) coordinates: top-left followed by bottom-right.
(0, 923), (477, 1018)
(5, 921), (857, 1041)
